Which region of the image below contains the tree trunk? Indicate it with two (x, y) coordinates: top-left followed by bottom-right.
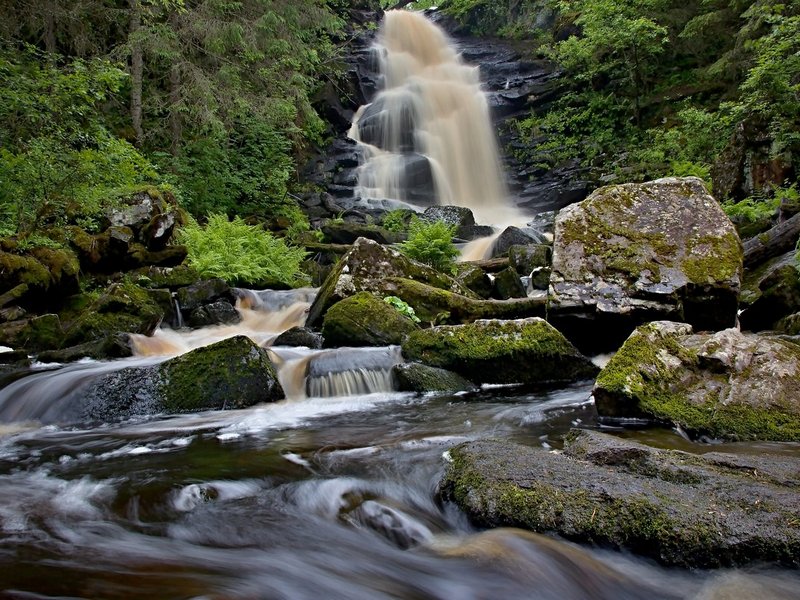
(743, 212), (800, 269)
(129, 0), (144, 147)
(44, 2), (57, 53)
(168, 12), (182, 156)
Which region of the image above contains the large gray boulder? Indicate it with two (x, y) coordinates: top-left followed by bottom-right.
(548, 177), (742, 351)
(402, 317), (598, 385)
(593, 321), (800, 441)
(440, 429), (800, 568)
(80, 336), (283, 422)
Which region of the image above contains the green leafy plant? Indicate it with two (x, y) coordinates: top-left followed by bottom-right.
(383, 295), (421, 323)
(399, 218), (459, 274)
(382, 209), (414, 233)
(178, 214), (308, 287)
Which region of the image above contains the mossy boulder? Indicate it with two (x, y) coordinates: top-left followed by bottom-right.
(508, 244), (551, 275)
(322, 292), (419, 347)
(0, 314), (64, 352)
(393, 362), (477, 393)
(492, 267), (527, 299)
(0, 247), (80, 305)
(402, 318), (598, 385)
(306, 237), (476, 327)
(594, 321), (800, 441)
(455, 264), (493, 298)
(61, 281), (164, 347)
(490, 226), (547, 259)
(439, 429), (800, 568)
(549, 177), (742, 352)
(80, 336), (283, 421)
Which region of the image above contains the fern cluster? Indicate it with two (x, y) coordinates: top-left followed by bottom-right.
(178, 214), (307, 287)
(399, 218), (459, 274)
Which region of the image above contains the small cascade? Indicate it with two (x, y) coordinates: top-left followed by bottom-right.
(459, 231), (501, 262)
(270, 346), (403, 400)
(349, 11), (522, 226)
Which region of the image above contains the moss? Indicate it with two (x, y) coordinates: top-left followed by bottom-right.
(402, 318), (597, 384)
(159, 335), (282, 412)
(0, 251), (51, 289)
(682, 232), (742, 284)
(321, 292), (419, 347)
(595, 324), (800, 441)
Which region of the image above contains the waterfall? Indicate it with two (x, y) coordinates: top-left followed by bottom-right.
(350, 10), (521, 227)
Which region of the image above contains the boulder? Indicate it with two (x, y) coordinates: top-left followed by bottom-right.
(421, 206), (480, 239)
(0, 247), (80, 305)
(0, 314), (64, 352)
(187, 300), (241, 328)
(549, 177), (742, 352)
(393, 362), (477, 393)
(36, 333), (133, 363)
(104, 187), (184, 250)
(175, 278), (234, 313)
(402, 318), (598, 385)
(490, 226), (547, 258)
(80, 336), (283, 421)
(440, 430), (800, 568)
(508, 244), (551, 276)
(739, 252), (800, 331)
(305, 238), (475, 327)
(272, 326), (323, 349)
(492, 267), (527, 299)
(321, 222), (404, 245)
(593, 321), (800, 441)
(455, 264), (493, 299)
(322, 292), (419, 347)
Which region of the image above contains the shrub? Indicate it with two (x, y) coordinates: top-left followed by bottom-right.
(399, 218), (459, 274)
(178, 214), (308, 287)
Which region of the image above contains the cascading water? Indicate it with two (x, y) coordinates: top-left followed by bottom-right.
(350, 10), (522, 227)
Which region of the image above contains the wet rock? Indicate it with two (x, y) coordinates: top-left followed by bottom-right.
(456, 264), (493, 299)
(132, 265), (201, 290)
(322, 292), (419, 347)
(492, 267), (527, 300)
(36, 333), (133, 363)
(594, 321), (800, 441)
(549, 177), (742, 352)
(402, 317), (598, 385)
(321, 222), (404, 245)
(508, 244), (551, 276)
(344, 500), (432, 550)
(81, 336), (283, 421)
(305, 238), (475, 328)
(0, 314), (64, 352)
(175, 278), (234, 313)
(739, 252), (800, 331)
(273, 326), (323, 349)
(393, 362), (477, 393)
(357, 97), (418, 153)
(439, 429), (800, 568)
(530, 267), (551, 291)
(490, 226), (547, 258)
(187, 300), (241, 328)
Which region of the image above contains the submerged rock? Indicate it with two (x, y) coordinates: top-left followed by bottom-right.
(402, 317), (598, 385)
(81, 336), (283, 421)
(593, 321), (800, 441)
(549, 177), (742, 351)
(322, 292), (419, 347)
(272, 326), (323, 349)
(393, 362), (477, 393)
(439, 429), (800, 568)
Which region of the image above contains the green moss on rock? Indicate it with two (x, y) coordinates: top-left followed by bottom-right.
(402, 318), (598, 384)
(322, 292), (419, 347)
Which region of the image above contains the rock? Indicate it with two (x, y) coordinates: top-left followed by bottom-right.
(421, 206), (479, 239)
(742, 212), (800, 270)
(593, 321), (800, 441)
(393, 362), (477, 393)
(305, 238), (475, 328)
(402, 317), (598, 384)
(508, 244), (551, 276)
(357, 97), (418, 153)
(187, 300), (241, 328)
(455, 264), (493, 299)
(36, 333), (133, 363)
(81, 336), (283, 421)
(549, 177), (742, 352)
(272, 326), (323, 349)
(321, 222), (404, 245)
(739, 252), (800, 331)
(61, 281), (164, 347)
(0, 314), (64, 352)
(133, 265), (201, 289)
(492, 267), (527, 299)
(379, 277), (546, 325)
(0, 248), (80, 304)
(322, 292), (419, 347)
(0, 284), (29, 309)
(104, 187), (184, 250)
(175, 278), (234, 313)
(439, 430), (800, 568)
(530, 267), (551, 291)
(490, 226), (548, 258)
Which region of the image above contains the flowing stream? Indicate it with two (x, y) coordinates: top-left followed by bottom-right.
(1, 291), (799, 598)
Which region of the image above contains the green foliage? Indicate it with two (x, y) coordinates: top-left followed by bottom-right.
(0, 48), (161, 237)
(381, 209), (414, 233)
(722, 196), (779, 224)
(399, 218), (459, 274)
(383, 295), (421, 323)
(178, 214), (308, 287)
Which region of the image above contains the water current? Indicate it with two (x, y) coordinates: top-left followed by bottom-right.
(0, 289), (798, 599)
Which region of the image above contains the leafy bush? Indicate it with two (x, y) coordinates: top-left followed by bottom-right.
(399, 218), (459, 274)
(383, 296), (421, 323)
(381, 209), (415, 233)
(178, 214), (308, 287)
(722, 196), (779, 228)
